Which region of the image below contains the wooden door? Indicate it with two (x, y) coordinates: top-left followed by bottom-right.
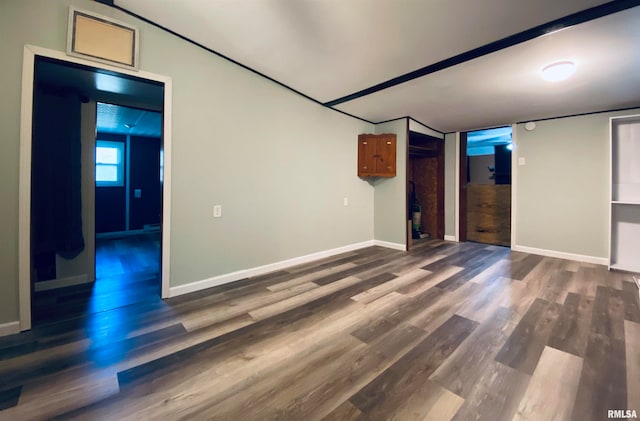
(357, 135), (377, 176)
(377, 136), (396, 176)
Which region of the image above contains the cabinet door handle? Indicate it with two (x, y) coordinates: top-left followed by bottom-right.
(386, 141), (392, 145)
(362, 141), (367, 145)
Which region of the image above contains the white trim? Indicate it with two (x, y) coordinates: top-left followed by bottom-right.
(161, 77), (173, 300)
(444, 235), (457, 242)
(454, 132), (460, 242)
(18, 46), (34, 332)
(18, 44), (173, 331)
(511, 123), (518, 248)
(511, 245), (608, 265)
(34, 274), (91, 292)
(169, 241), (376, 297)
(0, 321), (20, 337)
(373, 240), (407, 251)
(608, 116), (613, 268)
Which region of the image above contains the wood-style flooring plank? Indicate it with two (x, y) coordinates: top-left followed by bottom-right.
(450, 360), (530, 421)
(1, 243), (635, 420)
(350, 287), (443, 344)
(407, 280), (485, 336)
(547, 292), (594, 357)
(430, 306), (517, 398)
(249, 276), (362, 320)
(266, 262), (357, 292)
(621, 280), (640, 323)
(321, 400), (370, 421)
(396, 265), (462, 296)
(194, 322), (429, 421)
(349, 315), (478, 420)
(625, 320), (640, 413)
(571, 334), (627, 421)
(0, 386), (22, 411)
(511, 346), (583, 421)
(509, 254), (545, 281)
(350, 268), (431, 304)
(387, 380), (464, 421)
(591, 286), (625, 341)
(567, 266), (600, 297)
(571, 283), (629, 421)
(495, 298), (562, 375)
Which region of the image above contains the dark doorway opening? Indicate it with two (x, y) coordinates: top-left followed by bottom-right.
(407, 130), (445, 249)
(459, 127), (512, 247)
(30, 56), (165, 326)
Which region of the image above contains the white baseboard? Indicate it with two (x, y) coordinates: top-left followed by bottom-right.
(34, 274), (92, 292)
(373, 240), (407, 251)
(511, 245), (608, 265)
(0, 321), (20, 337)
(444, 235), (457, 242)
(169, 240), (376, 298)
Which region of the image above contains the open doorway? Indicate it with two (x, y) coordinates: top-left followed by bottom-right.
(407, 131), (445, 249)
(459, 126), (512, 247)
(92, 103), (163, 316)
(23, 50), (168, 328)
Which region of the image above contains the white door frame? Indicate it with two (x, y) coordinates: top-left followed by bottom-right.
(18, 44), (173, 331)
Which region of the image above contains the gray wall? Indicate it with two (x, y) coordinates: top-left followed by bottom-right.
(0, 0), (375, 324)
(514, 108), (640, 258)
(444, 133), (456, 238)
(373, 119), (408, 246)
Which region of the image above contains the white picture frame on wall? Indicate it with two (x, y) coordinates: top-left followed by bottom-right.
(66, 7), (139, 70)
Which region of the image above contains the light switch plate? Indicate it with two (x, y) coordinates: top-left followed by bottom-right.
(518, 157), (526, 166)
(134, 189), (141, 198)
(213, 205), (222, 218)
(343, 197), (349, 206)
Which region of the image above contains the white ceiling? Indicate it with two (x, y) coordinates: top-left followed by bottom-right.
(113, 0), (640, 133)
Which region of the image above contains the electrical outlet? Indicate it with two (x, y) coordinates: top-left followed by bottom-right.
(343, 197), (349, 206)
(213, 205), (222, 218)
(518, 157), (526, 166)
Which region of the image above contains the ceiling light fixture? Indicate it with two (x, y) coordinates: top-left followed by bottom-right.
(124, 123), (136, 129)
(541, 61), (576, 82)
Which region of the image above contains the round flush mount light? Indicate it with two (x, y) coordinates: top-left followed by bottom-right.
(541, 61), (576, 82)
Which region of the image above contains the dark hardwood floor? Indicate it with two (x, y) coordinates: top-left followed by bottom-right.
(32, 233), (161, 325)
(1, 239), (638, 420)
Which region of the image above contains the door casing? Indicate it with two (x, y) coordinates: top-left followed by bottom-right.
(18, 44), (173, 331)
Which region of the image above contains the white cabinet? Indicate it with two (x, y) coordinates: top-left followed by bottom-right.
(609, 115), (640, 272)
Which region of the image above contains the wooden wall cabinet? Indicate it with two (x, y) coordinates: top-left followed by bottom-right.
(358, 134), (396, 177)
